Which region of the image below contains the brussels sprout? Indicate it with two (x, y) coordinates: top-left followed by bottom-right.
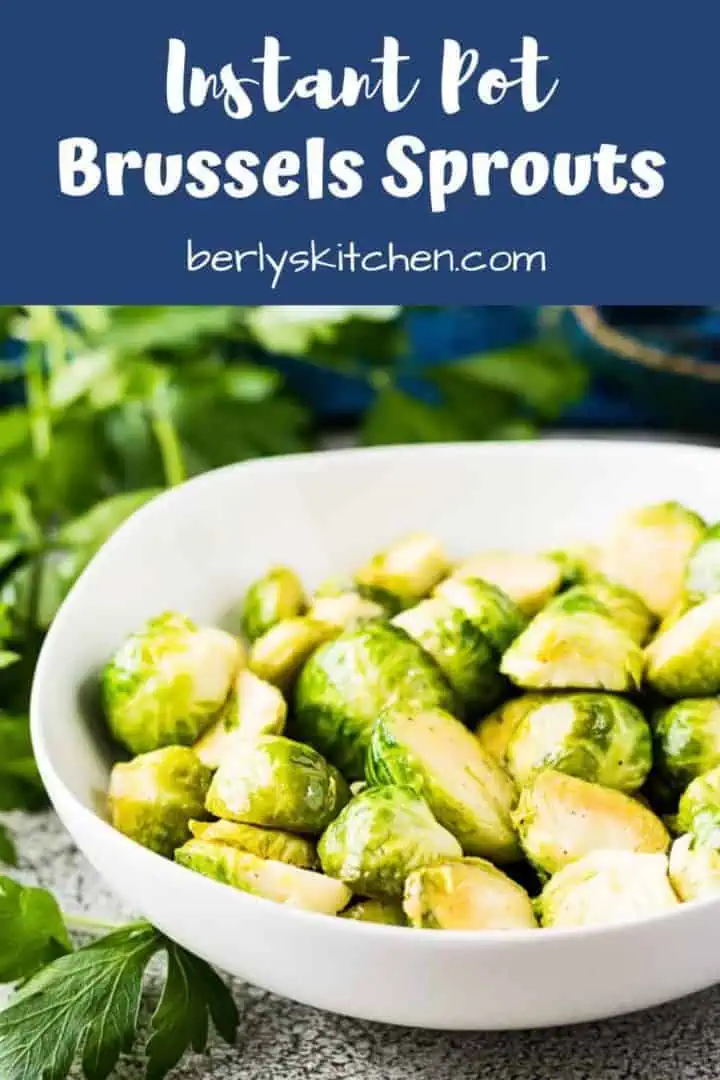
(677, 764), (720, 846)
(354, 533), (450, 609)
(669, 833), (720, 901)
(500, 609), (643, 692)
(505, 693), (652, 794)
(241, 567), (306, 643)
(294, 621), (456, 779)
(547, 580), (654, 646)
(453, 553), (563, 616)
(686, 524), (720, 606)
(108, 746), (212, 856)
(188, 819), (317, 868)
(513, 770), (669, 877)
(391, 598), (504, 712)
(654, 699), (720, 792)
(599, 502), (706, 618)
(317, 786), (462, 899)
(194, 670), (287, 769)
(175, 839), (351, 914)
(433, 577), (527, 654)
(537, 850), (679, 928)
(474, 694), (548, 765)
(367, 708), (520, 863)
(547, 544), (600, 588)
(103, 613), (243, 754)
(206, 735), (349, 833)
(249, 617), (337, 689)
(645, 597), (720, 697)
(340, 899), (407, 925)
(309, 593), (385, 630)
(403, 857), (537, 930)
(658, 599), (692, 636)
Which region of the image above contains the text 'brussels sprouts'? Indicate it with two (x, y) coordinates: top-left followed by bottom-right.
(506, 693), (652, 793)
(367, 708), (520, 863)
(241, 566), (306, 643)
(108, 746), (212, 857)
(513, 770), (669, 877)
(645, 597), (720, 698)
(294, 620), (456, 779)
(206, 735), (349, 834)
(318, 786), (462, 899)
(403, 858), (537, 931)
(103, 612), (243, 754)
(653, 698), (720, 791)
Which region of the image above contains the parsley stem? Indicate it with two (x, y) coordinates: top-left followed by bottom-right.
(64, 913), (125, 936)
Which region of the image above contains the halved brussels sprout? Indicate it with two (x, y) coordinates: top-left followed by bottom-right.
(645, 597), (720, 697)
(340, 899), (407, 925)
(654, 699), (720, 792)
(677, 764), (720, 846)
(453, 553), (563, 616)
(206, 735), (349, 833)
(392, 599), (504, 712)
(537, 850), (679, 928)
(309, 593), (385, 630)
(188, 819), (317, 868)
(294, 620), (456, 779)
(354, 533), (450, 609)
(175, 839), (351, 914)
(500, 609), (643, 692)
(433, 577), (527, 654)
(194, 670), (287, 769)
(686, 524), (720, 606)
(658, 599), (692, 636)
(241, 567), (306, 643)
(547, 580), (654, 645)
(505, 693), (652, 793)
(367, 708), (520, 862)
(103, 612), (243, 754)
(513, 770), (669, 877)
(108, 746), (212, 856)
(669, 833), (720, 901)
(317, 786), (462, 899)
(599, 502), (706, 618)
(249, 617), (337, 689)
(474, 694), (548, 765)
(403, 857), (537, 930)
(547, 544), (600, 588)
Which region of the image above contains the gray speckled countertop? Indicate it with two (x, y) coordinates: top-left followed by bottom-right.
(3, 809), (720, 1080)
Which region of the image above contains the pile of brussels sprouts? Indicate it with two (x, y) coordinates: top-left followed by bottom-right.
(102, 504), (720, 931)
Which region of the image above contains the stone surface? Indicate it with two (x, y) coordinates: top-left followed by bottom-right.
(3, 809), (720, 1079)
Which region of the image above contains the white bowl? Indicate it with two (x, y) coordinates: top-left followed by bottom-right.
(31, 440), (720, 1030)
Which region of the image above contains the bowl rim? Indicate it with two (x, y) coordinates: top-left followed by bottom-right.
(30, 437), (720, 947)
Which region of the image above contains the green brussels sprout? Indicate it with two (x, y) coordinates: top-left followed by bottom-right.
(452, 553), (563, 616)
(403, 857), (537, 930)
(340, 899), (407, 925)
(432, 576), (527, 654)
(354, 533), (450, 609)
(505, 693), (652, 794)
(474, 694), (548, 765)
(102, 613), (243, 754)
(175, 839), (351, 914)
(206, 735), (349, 834)
(657, 599), (692, 637)
(108, 746), (212, 856)
(367, 708), (520, 863)
(500, 608), (643, 692)
(686, 524), (720, 606)
(645, 597), (720, 698)
(547, 544), (601, 588)
(293, 621), (456, 779)
(536, 850), (679, 928)
(188, 819), (317, 868)
(194, 670), (287, 769)
(547, 580), (654, 645)
(241, 567), (306, 643)
(654, 699), (720, 792)
(599, 502), (706, 618)
(669, 833), (720, 901)
(513, 770), (669, 877)
(391, 598), (504, 712)
(317, 786), (462, 899)
(677, 764), (720, 845)
(248, 616), (337, 689)
(309, 592), (386, 630)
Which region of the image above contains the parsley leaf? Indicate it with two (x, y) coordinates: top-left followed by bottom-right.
(0, 917), (238, 1080)
(0, 715), (45, 811)
(0, 826), (16, 867)
(0, 875), (71, 982)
